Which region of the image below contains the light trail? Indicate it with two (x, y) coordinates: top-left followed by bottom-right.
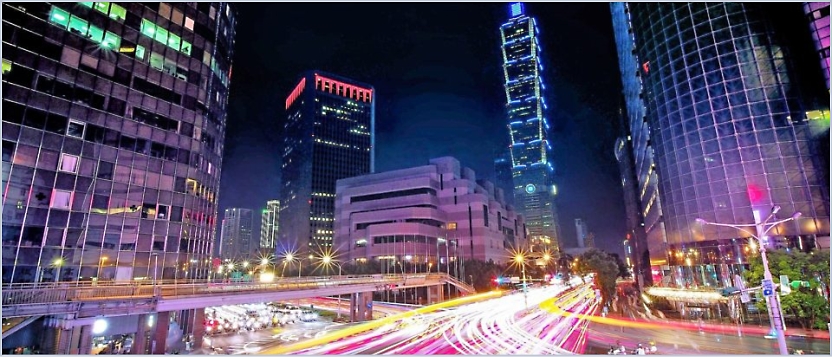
(270, 283), (598, 355)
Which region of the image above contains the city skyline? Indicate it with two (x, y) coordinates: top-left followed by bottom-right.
(2, 2), (829, 356)
(220, 2), (627, 254)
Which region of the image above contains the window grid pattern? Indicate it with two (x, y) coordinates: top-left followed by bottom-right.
(2, 2), (236, 284)
(627, 3), (830, 250)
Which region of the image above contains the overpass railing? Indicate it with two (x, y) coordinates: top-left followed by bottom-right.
(1, 273), (463, 307)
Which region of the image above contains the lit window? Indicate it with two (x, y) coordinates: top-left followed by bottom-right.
(141, 19), (156, 37)
(109, 4), (126, 22)
(94, 2), (110, 14)
(180, 41), (191, 56)
(156, 205), (170, 220)
(184, 17), (194, 31)
(49, 6), (70, 28)
(2, 59), (11, 75)
(136, 45), (146, 61)
(68, 15), (89, 36)
(167, 33), (181, 51)
(149, 52), (164, 71)
(209, 5), (216, 19)
(51, 190), (73, 210)
(154, 26), (168, 45)
(102, 32), (120, 49)
(87, 25), (104, 43)
(59, 154), (79, 173)
(80, 2), (93, 8)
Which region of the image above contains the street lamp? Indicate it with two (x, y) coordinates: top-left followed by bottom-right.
(514, 253), (528, 309)
(97, 256), (108, 282)
(696, 206), (801, 356)
(321, 254), (343, 318)
(284, 253), (312, 278)
(53, 258), (64, 283)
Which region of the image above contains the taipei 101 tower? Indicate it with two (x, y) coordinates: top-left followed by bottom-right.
(499, 2), (561, 253)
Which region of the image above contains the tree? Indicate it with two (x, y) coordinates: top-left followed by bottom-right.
(575, 249), (619, 304)
(608, 253), (632, 279)
(463, 259), (506, 292)
(743, 250), (830, 330)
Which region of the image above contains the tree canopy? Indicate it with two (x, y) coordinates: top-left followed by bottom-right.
(743, 250), (830, 330)
(574, 248), (620, 303)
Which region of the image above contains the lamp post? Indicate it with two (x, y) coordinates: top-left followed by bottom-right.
(151, 253), (159, 286)
(696, 206), (801, 356)
(514, 253), (528, 309)
(321, 255), (343, 319)
(53, 258), (64, 283)
(97, 256), (108, 283)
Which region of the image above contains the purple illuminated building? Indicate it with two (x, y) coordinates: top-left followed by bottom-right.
(334, 157), (526, 267)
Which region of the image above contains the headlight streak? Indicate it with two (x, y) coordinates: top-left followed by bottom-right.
(285, 284), (603, 355)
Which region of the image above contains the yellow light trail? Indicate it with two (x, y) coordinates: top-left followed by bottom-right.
(261, 291), (503, 355)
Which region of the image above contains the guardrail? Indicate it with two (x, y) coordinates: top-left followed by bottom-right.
(1, 273), (471, 308)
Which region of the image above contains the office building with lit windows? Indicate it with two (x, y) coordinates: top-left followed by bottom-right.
(279, 71), (374, 255)
(612, 3), (830, 288)
(499, 2), (561, 253)
(2, 2), (235, 285)
(260, 199), (279, 252)
(219, 208), (254, 259)
(335, 156), (526, 266)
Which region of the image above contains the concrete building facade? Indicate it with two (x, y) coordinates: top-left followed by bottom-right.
(335, 157), (526, 266)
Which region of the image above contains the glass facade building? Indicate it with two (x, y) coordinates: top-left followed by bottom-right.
(803, 2), (830, 91)
(612, 3), (830, 288)
(279, 71), (374, 255)
(2, 2), (236, 283)
(260, 199), (279, 252)
(218, 208), (253, 259)
(499, 2), (561, 252)
(493, 149), (515, 207)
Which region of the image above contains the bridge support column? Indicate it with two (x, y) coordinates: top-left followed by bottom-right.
(350, 292), (373, 322)
(151, 311), (170, 354)
(133, 314), (150, 354)
(427, 285), (444, 305)
(190, 308), (206, 351)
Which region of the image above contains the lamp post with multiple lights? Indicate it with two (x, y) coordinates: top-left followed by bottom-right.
(696, 205), (801, 356)
(514, 253), (528, 309)
(321, 254), (344, 318)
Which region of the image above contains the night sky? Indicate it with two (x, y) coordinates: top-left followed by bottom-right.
(219, 3), (627, 255)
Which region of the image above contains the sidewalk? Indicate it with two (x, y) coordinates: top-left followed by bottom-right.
(622, 308), (830, 340)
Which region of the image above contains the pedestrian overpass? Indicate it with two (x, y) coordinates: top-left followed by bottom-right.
(1, 272), (475, 319)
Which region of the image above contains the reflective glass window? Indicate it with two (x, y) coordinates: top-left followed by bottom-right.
(49, 6), (70, 28)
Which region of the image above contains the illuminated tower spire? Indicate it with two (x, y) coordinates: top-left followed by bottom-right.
(500, 2), (561, 252)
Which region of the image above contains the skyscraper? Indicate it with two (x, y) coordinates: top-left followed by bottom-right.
(493, 149), (515, 207)
(574, 219), (588, 248)
(279, 71), (374, 255)
(2, 3), (236, 283)
(260, 199), (279, 252)
(803, 2), (830, 90)
(219, 208), (254, 259)
(612, 3), (830, 288)
(499, 2), (561, 253)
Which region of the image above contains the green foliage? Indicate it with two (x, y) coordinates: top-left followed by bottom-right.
(463, 259), (507, 292)
(743, 250), (830, 330)
(575, 249), (620, 303)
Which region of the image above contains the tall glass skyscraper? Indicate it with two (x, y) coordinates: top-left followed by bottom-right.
(279, 71), (374, 255)
(612, 3), (830, 288)
(219, 208), (254, 259)
(260, 199), (279, 252)
(499, 2), (560, 252)
(2, 2), (236, 283)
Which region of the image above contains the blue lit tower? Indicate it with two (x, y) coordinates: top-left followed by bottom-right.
(499, 3), (561, 252)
